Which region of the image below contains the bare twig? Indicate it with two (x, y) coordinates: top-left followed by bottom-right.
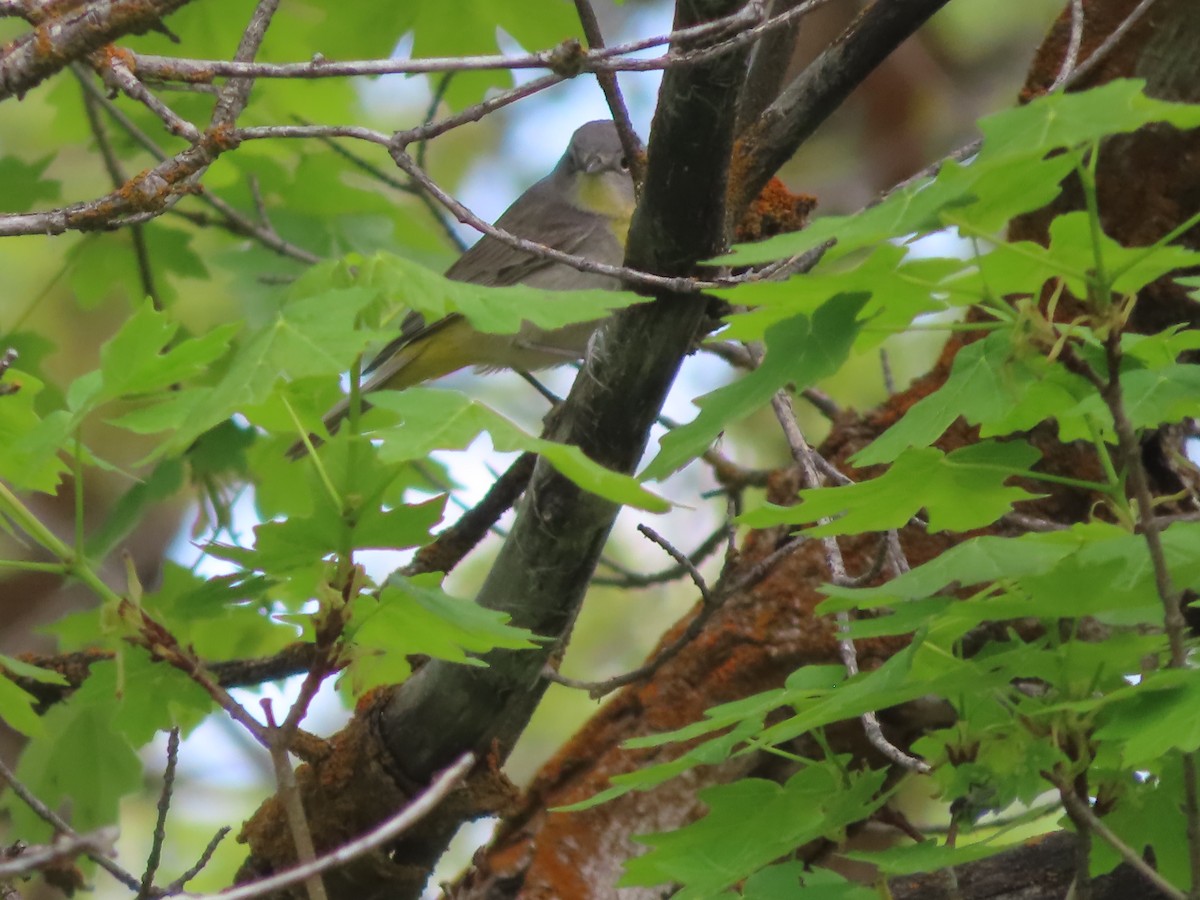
(211, 0), (281, 128)
(636, 524), (714, 604)
(1054, 777), (1186, 900)
(767, 382), (930, 774)
(1048, 0), (1086, 92)
(593, 525), (727, 588)
(880, 347), (895, 396)
(125, 2), (770, 83)
(72, 68), (174, 160)
(161, 827), (230, 894)
(71, 70), (319, 264)
(1099, 330), (1200, 884)
(1064, 0), (1159, 87)
(261, 700), (327, 900)
(401, 453), (536, 578)
(210, 754), (475, 900)
(0, 828), (119, 881)
(572, 0), (643, 185)
(1002, 511), (1070, 532)
(0, 755), (140, 891)
(551, 532), (808, 699)
(416, 72), (453, 171)
(97, 56), (200, 141)
(0, 0), (198, 102)
(885, 529), (911, 577)
(136, 728), (180, 899)
(412, 74), (469, 251)
(391, 72), (567, 148)
(76, 65), (162, 309)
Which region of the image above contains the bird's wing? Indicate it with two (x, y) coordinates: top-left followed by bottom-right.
(364, 186), (607, 375)
(445, 182), (607, 287)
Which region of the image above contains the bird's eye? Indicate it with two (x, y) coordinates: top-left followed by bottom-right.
(619, 156), (629, 171)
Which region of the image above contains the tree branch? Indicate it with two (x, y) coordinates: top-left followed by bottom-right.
(0, 0), (196, 102)
(732, 0), (952, 217)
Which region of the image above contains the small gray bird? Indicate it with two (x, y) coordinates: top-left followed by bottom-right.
(300, 120), (637, 452)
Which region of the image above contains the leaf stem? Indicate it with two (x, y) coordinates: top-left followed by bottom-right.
(0, 480), (121, 605)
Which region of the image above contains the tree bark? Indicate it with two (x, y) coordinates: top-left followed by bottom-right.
(453, 0), (1200, 896)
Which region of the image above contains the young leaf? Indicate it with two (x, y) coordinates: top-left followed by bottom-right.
(641, 294), (867, 482)
(0, 674), (44, 738)
(368, 388), (670, 511)
(855, 331), (1094, 466)
(342, 575), (540, 695)
(743, 441), (1043, 535)
(0, 154), (60, 211)
(620, 764), (889, 899)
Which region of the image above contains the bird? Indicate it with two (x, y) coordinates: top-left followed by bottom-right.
(290, 120), (637, 459)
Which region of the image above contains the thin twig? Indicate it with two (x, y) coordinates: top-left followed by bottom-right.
(1064, 0), (1159, 87)
(1048, 0), (1086, 92)
(1002, 511), (1070, 532)
(767, 381), (930, 774)
(124, 2), (774, 83)
(1054, 777), (1185, 900)
(71, 56), (319, 264)
(401, 453), (536, 578)
(0, 755), (141, 891)
(593, 526), (727, 588)
(572, 0), (644, 185)
(416, 72), (454, 173)
(702, 342), (842, 420)
(261, 701), (327, 900)
(551, 532), (808, 699)
(209, 754), (475, 900)
(637, 524), (714, 604)
(211, 0), (281, 128)
(390, 72), (566, 149)
(98, 56), (200, 140)
(836, 534), (890, 588)
(1099, 330), (1200, 884)
(76, 67), (164, 310)
(885, 529), (911, 577)
(0, 828), (119, 880)
(880, 347), (895, 396)
(137, 728), (181, 899)
(162, 827), (230, 894)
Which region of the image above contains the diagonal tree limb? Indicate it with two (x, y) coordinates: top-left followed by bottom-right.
(454, 0), (1200, 895)
(236, 1), (756, 897)
(731, 0), (952, 218)
(375, 0), (752, 790)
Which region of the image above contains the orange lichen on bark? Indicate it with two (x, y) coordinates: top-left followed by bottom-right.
(734, 176), (817, 243)
(458, 293), (1138, 896)
(101, 44), (136, 69)
(32, 22), (57, 59)
(456, 402), (979, 898)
